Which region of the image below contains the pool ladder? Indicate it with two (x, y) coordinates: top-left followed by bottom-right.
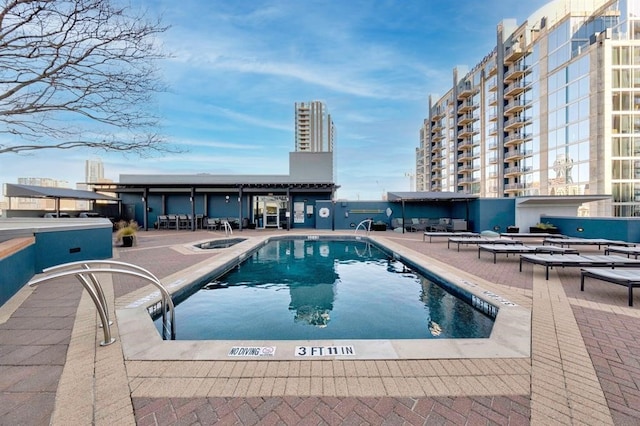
(354, 219), (373, 236)
(28, 260), (175, 346)
(221, 220), (233, 236)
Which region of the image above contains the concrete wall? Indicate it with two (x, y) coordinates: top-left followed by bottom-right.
(289, 152), (334, 182)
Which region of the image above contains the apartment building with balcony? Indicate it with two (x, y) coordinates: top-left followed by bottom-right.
(295, 101), (337, 183)
(295, 101), (335, 153)
(416, 0), (640, 216)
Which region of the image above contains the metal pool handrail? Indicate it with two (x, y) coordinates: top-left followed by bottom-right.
(221, 220), (233, 236)
(28, 260), (175, 346)
(354, 219), (373, 235)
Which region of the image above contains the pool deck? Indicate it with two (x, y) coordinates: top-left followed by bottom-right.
(2, 228), (639, 424)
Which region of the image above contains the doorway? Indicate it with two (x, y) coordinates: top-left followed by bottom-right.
(256, 196), (288, 229)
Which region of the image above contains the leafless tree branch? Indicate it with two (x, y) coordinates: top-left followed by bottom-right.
(0, 0), (178, 155)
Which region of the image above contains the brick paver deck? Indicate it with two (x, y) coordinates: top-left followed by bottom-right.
(2, 229), (640, 425)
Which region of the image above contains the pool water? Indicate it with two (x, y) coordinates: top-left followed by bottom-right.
(156, 239), (495, 340)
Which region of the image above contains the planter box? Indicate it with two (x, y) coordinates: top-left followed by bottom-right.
(372, 223), (387, 231)
(122, 235), (135, 247)
(506, 227), (519, 233)
(529, 227), (560, 234)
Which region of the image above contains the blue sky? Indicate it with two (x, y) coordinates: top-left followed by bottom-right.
(0, 0), (550, 201)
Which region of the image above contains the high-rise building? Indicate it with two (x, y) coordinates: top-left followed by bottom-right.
(295, 101), (335, 153)
(416, 0), (640, 216)
(85, 158), (104, 183)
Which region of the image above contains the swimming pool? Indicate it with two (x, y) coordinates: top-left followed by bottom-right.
(155, 238), (495, 341)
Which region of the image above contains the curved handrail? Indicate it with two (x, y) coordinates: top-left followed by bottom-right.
(354, 219), (373, 236)
(221, 220), (233, 236)
(44, 260), (162, 328)
(29, 260), (176, 345)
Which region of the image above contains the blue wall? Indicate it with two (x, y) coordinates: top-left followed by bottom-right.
(0, 243), (35, 306)
(0, 223), (113, 308)
(34, 227), (113, 271)
(314, 200), (479, 231)
(124, 192), (331, 229)
(543, 216), (640, 242)
(471, 199), (515, 233)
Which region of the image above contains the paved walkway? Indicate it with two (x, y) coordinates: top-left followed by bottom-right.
(1, 229), (640, 424)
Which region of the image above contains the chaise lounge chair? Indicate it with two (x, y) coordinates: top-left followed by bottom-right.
(519, 253), (640, 280)
(543, 237), (636, 249)
(581, 268), (640, 306)
(448, 236), (522, 252)
(477, 244), (579, 263)
(603, 246), (640, 259)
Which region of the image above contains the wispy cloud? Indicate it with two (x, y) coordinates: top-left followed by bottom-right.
(1, 0), (553, 200)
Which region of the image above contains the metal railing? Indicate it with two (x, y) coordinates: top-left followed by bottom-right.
(354, 219), (373, 236)
(28, 260), (175, 346)
(221, 220), (233, 236)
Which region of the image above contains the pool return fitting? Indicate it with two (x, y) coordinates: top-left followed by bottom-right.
(28, 260), (175, 346)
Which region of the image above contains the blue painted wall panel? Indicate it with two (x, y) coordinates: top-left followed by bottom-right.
(34, 228), (113, 271)
(0, 244), (35, 306)
(473, 199), (515, 233)
(543, 216), (640, 242)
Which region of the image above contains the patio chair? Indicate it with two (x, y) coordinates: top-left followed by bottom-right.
(205, 217), (220, 231)
(156, 215), (168, 229)
(166, 214), (178, 229)
(407, 218), (428, 232)
(178, 214), (190, 230)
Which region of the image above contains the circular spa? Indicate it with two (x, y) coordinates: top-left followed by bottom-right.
(155, 238), (496, 341)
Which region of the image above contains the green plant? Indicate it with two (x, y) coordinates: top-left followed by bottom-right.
(535, 222), (557, 230)
(115, 220), (138, 243)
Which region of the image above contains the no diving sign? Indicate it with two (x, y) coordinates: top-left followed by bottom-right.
(228, 346), (276, 357)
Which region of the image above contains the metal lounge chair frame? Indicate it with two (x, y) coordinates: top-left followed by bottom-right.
(477, 244), (579, 264)
(519, 254), (640, 280)
(581, 268), (640, 306)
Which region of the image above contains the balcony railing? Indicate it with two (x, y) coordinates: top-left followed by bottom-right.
(504, 44), (527, 63)
(504, 149), (532, 161)
(505, 182), (525, 190)
(504, 63), (531, 82)
(504, 132), (531, 145)
(504, 115), (530, 131)
(458, 98), (478, 112)
(505, 79), (530, 97)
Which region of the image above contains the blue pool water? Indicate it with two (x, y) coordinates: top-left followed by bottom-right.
(156, 238), (495, 340)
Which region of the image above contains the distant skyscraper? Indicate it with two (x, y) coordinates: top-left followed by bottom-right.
(85, 158), (104, 183)
(295, 101), (335, 153)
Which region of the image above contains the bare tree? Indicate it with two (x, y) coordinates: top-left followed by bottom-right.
(0, 0), (175, 155)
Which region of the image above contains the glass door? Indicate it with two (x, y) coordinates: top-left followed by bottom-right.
(264, 201), (279, 228)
